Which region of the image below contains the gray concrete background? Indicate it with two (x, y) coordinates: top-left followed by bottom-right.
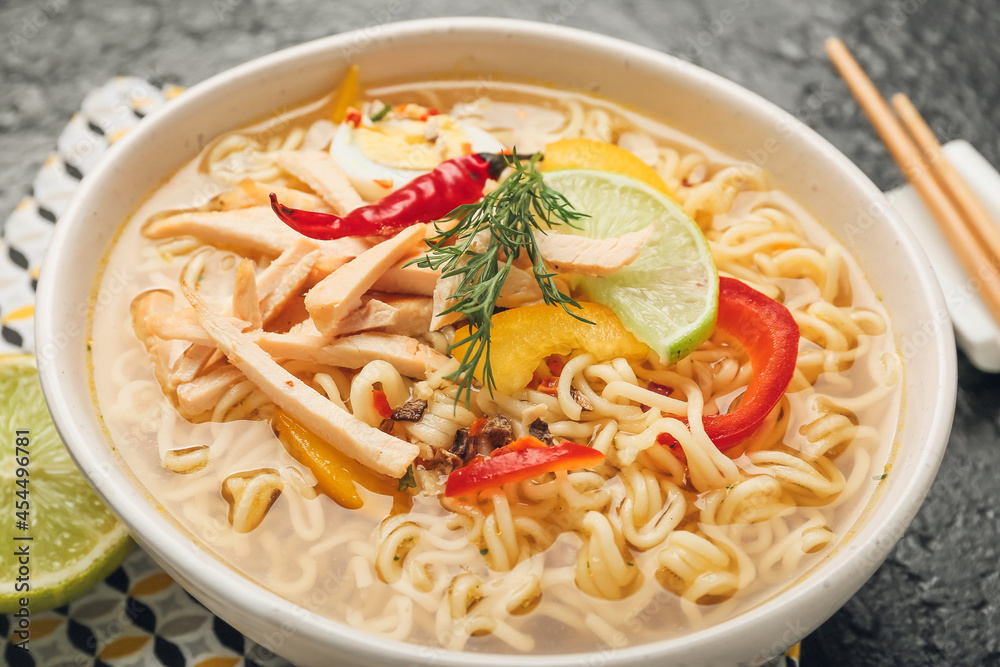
(2, 1), (998, 664)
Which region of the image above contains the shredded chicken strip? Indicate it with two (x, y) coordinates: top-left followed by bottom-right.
(430, 273), (463, 331)
(170, 345), (216, 388)
(371, 262), (439, 295)
(233, 259), (262, 330)
(143, 206), (300, 257)
(214, 178), (329, 212)
(130, 290), (177, 398)
(535, 225), (654, 277)
(497, 264), (544, 307)
(176, 366), (245, 419)
(305, 224), (428, 334)
(259, 250), (318, 324)
(374, 294), (434, 337)
(328, 299), (398, 336)
(274, 150), (365, 215)
(256, 331), (447, 379)
(183, 284), (418, 477)
(145, 310), (251, 346)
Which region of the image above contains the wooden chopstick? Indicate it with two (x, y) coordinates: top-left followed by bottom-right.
(824, 36), (1000, 323)
(891, 92), (1000, 266)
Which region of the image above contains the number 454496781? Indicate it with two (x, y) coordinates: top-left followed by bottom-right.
(14, 430), (29, 531)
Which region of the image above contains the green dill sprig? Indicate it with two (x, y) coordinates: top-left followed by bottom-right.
(409, 153), (592, 405)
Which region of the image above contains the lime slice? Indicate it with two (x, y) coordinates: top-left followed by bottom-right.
(0, 355), (132, 613)
(542, 170), (718, 364)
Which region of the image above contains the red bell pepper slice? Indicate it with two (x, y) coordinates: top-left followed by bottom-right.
(663, 276), (799, 451)
(444, 436), (604, 497)
(372, 389), (394, 420)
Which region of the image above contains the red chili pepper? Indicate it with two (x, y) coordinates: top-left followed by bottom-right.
(372, 389), (394, 420)
(660, 277), (799, 451)
(270, 152), (511, 240)
(444, 436), (604, 497)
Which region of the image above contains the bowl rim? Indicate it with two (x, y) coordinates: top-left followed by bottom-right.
(35, 15), (957, 666)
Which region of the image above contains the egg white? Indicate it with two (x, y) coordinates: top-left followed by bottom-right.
(330, 119), (505, 201)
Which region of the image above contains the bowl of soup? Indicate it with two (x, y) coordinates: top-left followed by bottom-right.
(35, 17), (955, 667)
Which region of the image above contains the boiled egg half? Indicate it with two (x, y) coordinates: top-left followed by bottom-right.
(330, 103), (505, 201)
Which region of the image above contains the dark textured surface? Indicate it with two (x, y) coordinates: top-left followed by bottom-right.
(2, 0), (999, 664)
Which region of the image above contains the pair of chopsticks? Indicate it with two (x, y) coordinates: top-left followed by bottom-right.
(825, 37), (1000, 323)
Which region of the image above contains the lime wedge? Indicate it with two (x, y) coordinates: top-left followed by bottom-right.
(0, 355), (132, 613)
(542, 170), (718, 364)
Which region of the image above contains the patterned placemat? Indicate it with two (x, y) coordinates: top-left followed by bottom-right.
(0, 77), (801, 667)
(0, 76), (291, 667)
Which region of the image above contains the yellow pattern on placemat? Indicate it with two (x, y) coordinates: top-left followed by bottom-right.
(8, 617), (62, 642)
(194, 658), (242, 667)
(129, 572), (174, 597)
(99, 635), (151, 660)
(1, 304), (33, 325)
(194, 658), (243, 667)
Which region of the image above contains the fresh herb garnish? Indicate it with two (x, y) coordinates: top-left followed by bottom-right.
(370, 103), (391, 122)
(398, 465), (416, 491)
(411, 153), (591, 405)
(480, 548), (489, 555)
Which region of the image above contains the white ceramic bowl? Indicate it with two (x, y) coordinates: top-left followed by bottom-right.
(35, 17), (956, 667)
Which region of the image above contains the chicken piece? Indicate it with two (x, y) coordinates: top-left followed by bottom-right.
(303, 235), (378, 278)
(145, 310), (250, 346)
(233, 259), (262, 330)
(497, 264), (544, 308)
(170, 344), (217, 388)
(259, 249), (318, 325)
(328, 298), (398, 336)
(371, 262), (439, 295)
(373, 294), (434, 337)
(176, 366), (245, 419)
(305, 224), (427, 334)
(430, 273), (463, 331)
(535, 225), (654, 277)
(183, 285), (419, 478)
(152, 243), (319, 350)
(430, 260), (545, 328)
(255, 239), (319, 294)
(274, 150), (365, 215)
(213, 178), (329, 212)
(143, 206), (299, 257)
(130, 289), (177, 398)
(255, 331), (447, 379)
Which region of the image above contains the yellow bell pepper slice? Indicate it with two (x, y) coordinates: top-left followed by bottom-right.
(452, 302), (650, 396)
(331, 64), (360, 124)
(541, 137), (676, 201)
(273, 410), (410, 511)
